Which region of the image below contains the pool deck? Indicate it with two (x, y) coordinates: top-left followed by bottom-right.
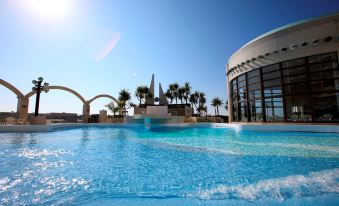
(0, 122), (339, 133)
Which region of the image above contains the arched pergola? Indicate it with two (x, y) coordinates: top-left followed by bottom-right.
(0, 80), (120, 124)
(25, 85), (86, 104)
(87, 94), (119, 105)
(86, 94), (120, 122)
(25, 85), (90, 123)
(0, 79), (24, 98)
(0, 79), (28, 123)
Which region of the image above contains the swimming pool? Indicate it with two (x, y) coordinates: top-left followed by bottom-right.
(0, 125), (338, 205)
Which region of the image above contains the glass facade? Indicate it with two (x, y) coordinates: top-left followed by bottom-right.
(230, 52), (339, 122)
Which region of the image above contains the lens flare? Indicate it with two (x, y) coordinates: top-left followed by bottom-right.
(21, 0), (71, 21)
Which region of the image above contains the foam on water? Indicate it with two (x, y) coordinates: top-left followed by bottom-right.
(196, 169), (339, 201)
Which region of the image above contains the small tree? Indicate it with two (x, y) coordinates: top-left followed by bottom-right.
(189, 91), (207, 116)
(106, 102), (119, 118)
(183, 82), (191, 104)
(178, 87), (185, 104)
(169, 83), (179, 104)
(118, 89), (133, 116)
(165, 89), (174, 104)
(211, 97), (223, 116)
(135, 85), (151, 106)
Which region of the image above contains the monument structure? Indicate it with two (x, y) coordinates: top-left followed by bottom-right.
(133, 74), (192, 118)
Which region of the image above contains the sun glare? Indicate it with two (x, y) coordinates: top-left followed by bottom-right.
(21, 0), (71, 21)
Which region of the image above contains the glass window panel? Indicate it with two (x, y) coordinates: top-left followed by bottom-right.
(247, 76), (261, 84)
(248, 90), (261, 100)
(262, 64), (279, 73)
(239, 92), (247, 101)
(249, 100), (263, 122)
(284, 74), (308, 84)
(237, 74), (246, 82)
(247, 69), (260, 78)
(231, 92), (237, 103)
(283, 66), (307, 76)
(238, 87), (246, 93)
(232, 103), (238, 121)
(309, 62), (338, 72)
(248, 83), (260, 91)
(311, 79), (339, 92)
(308, 53), (337, 64)
(264, 98), (284, 122)
(264, 86), (282, 97)
(263, 70), (281, 80)
(263, 78), (281, 87)
(238, 81), (246, 88)
(310, 70), (339, 81)
(285, 95), (312, 122)
(282, 58), (305, 68)
(313, 93), (339, 122)
(231, 79), (237, 86)
(284, 83), (309, 94)
(232, 84), (237, 92)
(239, 102), (248, 122)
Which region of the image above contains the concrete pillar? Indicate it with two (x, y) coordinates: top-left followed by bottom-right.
(17, 97), (29, 124)
(99, 110), (107, 123)
(82, 104), (90, 123)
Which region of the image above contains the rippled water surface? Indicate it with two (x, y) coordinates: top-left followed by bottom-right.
(0, 125), (338, 205)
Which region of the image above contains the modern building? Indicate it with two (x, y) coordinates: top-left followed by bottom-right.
(226, 13), (339, 123)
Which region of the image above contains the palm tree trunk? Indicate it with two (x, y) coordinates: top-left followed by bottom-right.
(217, 106), (219, 116)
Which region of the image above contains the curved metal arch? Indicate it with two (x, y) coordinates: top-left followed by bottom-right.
(0, 79), (24, 97)
(24, 86), (86, 104)
(87, 94), (118, 105)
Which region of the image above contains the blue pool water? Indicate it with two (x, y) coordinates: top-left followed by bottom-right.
(0, 125), (338, 205)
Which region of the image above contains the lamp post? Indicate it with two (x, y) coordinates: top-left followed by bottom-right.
(32, 77), (49, 116)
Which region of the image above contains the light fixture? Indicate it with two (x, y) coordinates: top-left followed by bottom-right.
(324, 36), (332, 42)
(312, 39), (319, 45)
(281, 47), (288, 52)
(290, 44), (297, 50)
(301, 42), (308, 47)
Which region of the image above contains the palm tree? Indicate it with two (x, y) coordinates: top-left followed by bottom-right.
(165, 89), (173, 104)
(183, 82), (191, 104)
(198, 92), (206, 108)
(169, 83), (179, 104)
(211, 97), (223, 116)
(178, 87), (185, 104)
(189, 93), (197, 115)
(135, 86), (145, 105)
(135, 85), (150, 105)
(118, 89), (131, 115)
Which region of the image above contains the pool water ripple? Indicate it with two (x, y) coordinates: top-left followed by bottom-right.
(0, 125), (338, 205)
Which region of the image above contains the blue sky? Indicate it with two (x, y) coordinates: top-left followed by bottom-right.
(0, 0), (338, 115)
